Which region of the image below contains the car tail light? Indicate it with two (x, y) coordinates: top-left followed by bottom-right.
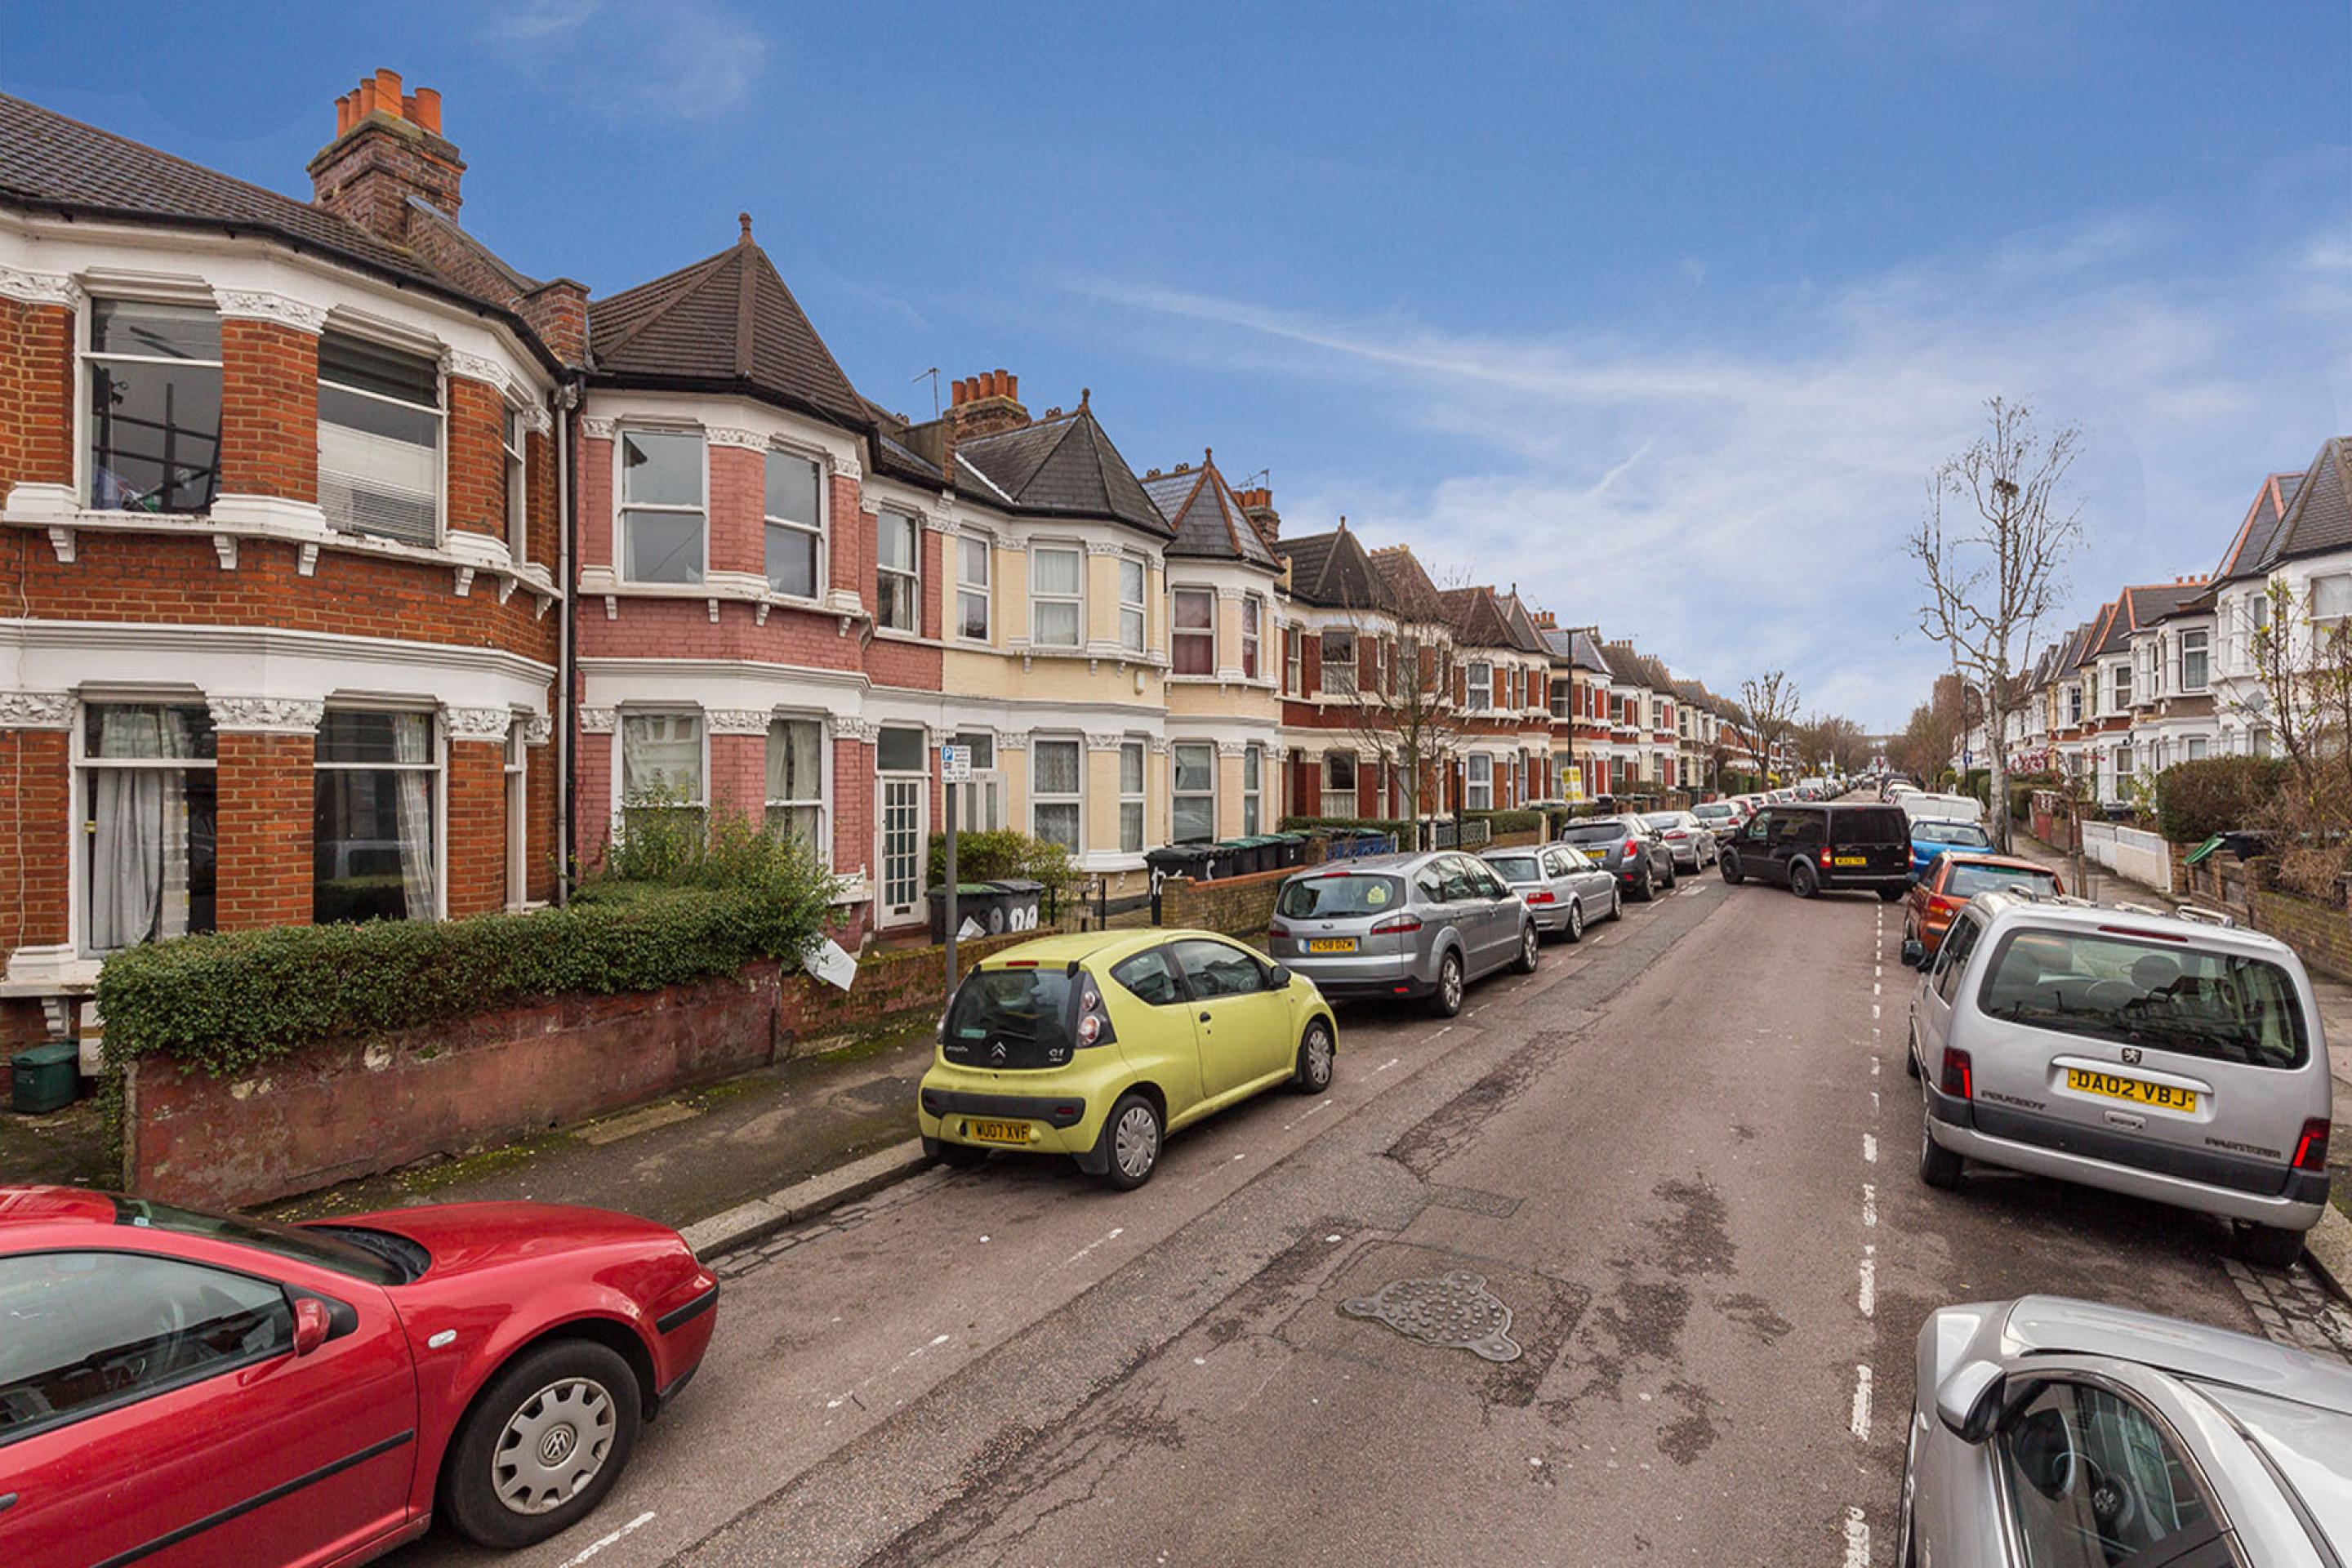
(1624, 839), (1641, 858)
(1268, 920), (1293, 940)
(1525, 889), (1555, 904)
(1820, 846), (1834, 868)
(1072, 977), (1116, 1049)
(1370, 914), (1423, 935)
(1940, 1047), (1973, 1101)
(1928, 893), (1960, 919)
(2292, 1119), (2331, 1171)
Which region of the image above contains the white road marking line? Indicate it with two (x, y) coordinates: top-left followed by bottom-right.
(1871, 1003), (1881, 1020)
(1428, 1025), (1456, 1040)
(1282, 1097), (1336, 1129)
(1862, 1134), (1878, 1164)
(1064, 1227), (1126, 1266)
(1870, 1089), (1879, 1112)
(1871, 1057), (1881, 1076)
(1874, 964), (1882, 978)
(1851, 1365), (1873, 1439)
(1842, 1506), (1870, 1568)
(1862, 1183), (1878, 1227)
(1371, 1056), (1401, 1075)
(559, 1511), (657, 1566)
(1859, 1254), (1876, 1317)
(1872, 982), (1881, 996)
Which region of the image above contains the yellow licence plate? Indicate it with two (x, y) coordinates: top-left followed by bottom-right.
(1307, 938), (1357, 954)
(966, 1119), (1032, 1145)
(2065, 1068), (2198, 1113)
(1833, 855), (1867, 866)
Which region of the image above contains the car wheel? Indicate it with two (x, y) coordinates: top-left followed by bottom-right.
(1788, 860), (1819, 899)
(1513, 921), (1540, 974)
(1608, 884), (1623, 921)
(1096, 1092), (1164, 1191)
(443, 1339), (641, 1549)
(2233, 1222), (2307, 1270)
(1918, 1119), (1964, 1190)
(1564, 899), (1585, 942)
(1428, 950), (1465, 1017)
(1878, 886), (1904, 903)
(1292, 1018), (1336, 1094)
(1631, 870), (1654, 903)
(1662, 858), (1677, 889)
(1720, 853), (1744, 885)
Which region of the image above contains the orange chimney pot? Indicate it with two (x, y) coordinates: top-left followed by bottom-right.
(375, 69), (404, 116)
(412, 87), (441, 133)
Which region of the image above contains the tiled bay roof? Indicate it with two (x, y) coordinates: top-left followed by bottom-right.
(955, 407), (1168, 535)
(2259, 436), (2352, 567)
(1366, 546), (1448, 622)
(2214, 470), (2305, 581)
(1143, 456), (1276, 566)
(1276, 528), (1390, 612)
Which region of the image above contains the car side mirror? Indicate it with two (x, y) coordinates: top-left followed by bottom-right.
(1935, 1360), (2010, 1444)
(1901, 938), (1925, 969)
(292, 1295), (331, 1357)
(1268, 964), (1292, 989)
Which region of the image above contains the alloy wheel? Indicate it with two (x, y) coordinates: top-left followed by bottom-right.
(1566, 901), (1584, 941)
(1441, 956), (1463, 1011)
(492, 1378), (617, 1517)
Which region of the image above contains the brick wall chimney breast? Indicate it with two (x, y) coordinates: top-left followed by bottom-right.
(310, 69), (466, 244)
(946, 367), (1031, 439)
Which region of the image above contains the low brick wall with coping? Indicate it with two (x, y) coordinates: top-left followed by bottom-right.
(124, 929), (1043, 1210)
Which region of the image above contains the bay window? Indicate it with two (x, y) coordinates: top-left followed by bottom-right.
(1119, 742), (1146, 853)
(1325, 750), (1357, 798)
(1031, 546), (1082, 648)
(764, 450), (823, 599)
(618, 711), (705, 839)
(314, 710), (439, 924)
(2313, 573), (2352, 624)
(80, 703), (216, 951)
(1031, 738), (1083, 852)
(1467, 662), (1492, 711)
(1173, 588), (1215, 675)
(765, 717), (826, 857)
(1242, 746), (1263, 835)
(318, 332), (442, 546)
(618, 430), (704, 583)
(83, 299), (221, 514)
(1119, 558), (1147, 653)
(956, 535), (991, 640)
(876, 510), (919, 631)
(503, 408), (528, 560)
(1321, 630), (1357, 697)
(1173, 742), (1215, 842)
(1241, 596), (1262, 679)
(2180, 628), (2208, 691)
(1467, 753), (1493, 810)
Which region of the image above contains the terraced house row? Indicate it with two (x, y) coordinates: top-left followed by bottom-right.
(1995, 434), (2352, 801)
(0, 74), (1765, 1048)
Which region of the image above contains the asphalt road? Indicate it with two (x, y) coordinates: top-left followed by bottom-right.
(395, 866), (2341, 1568)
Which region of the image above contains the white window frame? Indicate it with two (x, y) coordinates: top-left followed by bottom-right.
(1285, 626), (1303, 695)
(764, 714), (831, 865)
(1466, 661), (1492, 712)
(2180, 628), (2209, 693)
(1172, 586), (1217, 676)
(503, 405), (529, 563)
(763, 448), (826, 602)
(74, 699), (220, 955)
(315, 705), (446, 922)
(1241, 595), (1262, 680)
(876, 509), (920, 633)
(1118, 740), (1145, 853)
(1031, 736), (1085, 852)
(1031, 544), (1085, 649)
(1321, 629), (1357, 697)
(317, 330), (447, 548)
(2311, 572), (2352, 625)
(78, 295), (225, 517)
(617, 709), (708, 827)
(1325, 750), (1358, 798)
(956, 534), (991, 643)
(2111, 662), (2132, 711)
(1172, 742), (1217, 844)
(1466, 753), (1494, 810)
(504, 718), (528, 910)
(1242, 745), (1263, 835)
(1118, 557), (1147, 654)
(617, 427), (706, 585)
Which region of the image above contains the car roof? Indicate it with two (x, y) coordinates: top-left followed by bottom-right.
(2001, 1296), (2352, 1419)
(1935, 853), (2056, 875)
(1964, 889), (2295, 960)
(974, 929), (1253, 969)
(0, 1185), (119, 1230)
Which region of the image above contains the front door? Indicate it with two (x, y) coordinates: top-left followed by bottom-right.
(877, 776), (926, 927)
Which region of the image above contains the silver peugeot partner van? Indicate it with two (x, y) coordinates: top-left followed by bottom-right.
(1905, 889), (2332, 1267)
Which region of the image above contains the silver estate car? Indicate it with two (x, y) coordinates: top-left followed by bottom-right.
(1269, 851), (1539, 1017)
(1642, 809), (1718, 872)
(1902, 1294), (2352, 1566)
(1906, 890), (2332, 1267)
(1481, 843), (1621, 942)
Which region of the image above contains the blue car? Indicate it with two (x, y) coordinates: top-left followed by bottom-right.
(1907, 817), (1992, 879)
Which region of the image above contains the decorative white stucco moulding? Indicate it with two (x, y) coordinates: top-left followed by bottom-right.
(442, 350), (514, 390)
(835, 717), (880, 743)
(443, 706), (513, 743)
(204, 697), (325, 735)
(523, 714), (554, 746)
(0, 692), (75, 730)
(1216, 739), (1253, 756)
(704, 709), (773, 736)
(705, 426), (770, 452)
(577, 707), (618, 735)
(1084, 733), (1126, 751)
(1084, 541), (1128, 557)
(833, 452), (862, 482)
(212, 290), (329, 334)
(518, 403), (554, 437)
(577, 417), (618, 441)
(0, 267), (80, 308)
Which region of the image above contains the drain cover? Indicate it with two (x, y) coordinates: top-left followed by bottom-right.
(1342, 1269), (1522, 1362)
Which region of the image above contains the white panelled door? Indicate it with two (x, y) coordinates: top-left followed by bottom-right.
(879, 777), (926, 926)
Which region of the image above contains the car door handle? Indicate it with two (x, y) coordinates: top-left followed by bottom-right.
(0, 1492), (16, 1512)
(1198, 1011), (1212, 1022)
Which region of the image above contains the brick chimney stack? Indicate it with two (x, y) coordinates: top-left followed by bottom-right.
(310, 69), (466, 243)
(945, 369), (1030, 440)
(1235, 483), (1281, 542)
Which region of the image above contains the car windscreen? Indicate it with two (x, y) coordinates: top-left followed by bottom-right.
(1914, 821), (1992, 849)
(1946, 863), (2057, 899)
(1276, 874), (1405, 919)
(1485, 854), (1542, 884)
(111, 1196), (408, 1285)
(946, 968), (1074, 1052)
(1972, 929), (2309, 1068)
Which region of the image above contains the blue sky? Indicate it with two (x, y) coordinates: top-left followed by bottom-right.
(9, 1), (2346, 728)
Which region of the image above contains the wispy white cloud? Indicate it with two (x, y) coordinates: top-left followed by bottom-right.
(484, 0), (767, 120)
(1067, 212), (2347, 728)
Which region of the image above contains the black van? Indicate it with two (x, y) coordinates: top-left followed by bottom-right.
(1718, 803), (1911, 900)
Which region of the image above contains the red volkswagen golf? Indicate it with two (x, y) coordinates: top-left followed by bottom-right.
(0, 1185), (717, 1565)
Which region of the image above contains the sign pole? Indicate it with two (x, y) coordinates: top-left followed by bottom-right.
(940, 742), (973, 996)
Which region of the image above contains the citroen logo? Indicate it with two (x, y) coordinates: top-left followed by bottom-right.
(991, 1042), (1008, 1065)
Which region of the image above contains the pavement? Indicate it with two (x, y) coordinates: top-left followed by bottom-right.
(381, 864), (2352, 1568)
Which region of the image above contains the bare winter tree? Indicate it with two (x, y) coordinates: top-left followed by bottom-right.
(2234, 579), (2352, 896)
(1738, 670), (1801, 783)
(1327, 572), (1471, 846)
(1909, 398), (2082, 851)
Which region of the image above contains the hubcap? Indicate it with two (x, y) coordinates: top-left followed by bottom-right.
(1114, 1104), (1159, 1178)
(1524, 929), (1538, 964)
(1442, 960), (1462, 1009)
(1569, 905), (1582, 938)
(492, 1378), (615, 1517)
(1307, 1028), (1334, 1085)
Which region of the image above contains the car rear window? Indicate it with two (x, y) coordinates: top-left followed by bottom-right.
(947, 968), (1073, 1052)
(1973, 929), (2309, 1068)
(1486, 853), (1541, 884)
(1915, 822), (1992, 849)
(1693, 804), (1732, 819)
(1946, 863), (2058, 898)
(1561, 821), (1629, 843)
(1276, 874), (1404, 918)
(1640, 813), (1682, 829)
(1835, 806), (1910, 845)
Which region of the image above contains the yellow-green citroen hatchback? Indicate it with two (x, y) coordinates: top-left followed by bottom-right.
(918, 929), (1339, 1189)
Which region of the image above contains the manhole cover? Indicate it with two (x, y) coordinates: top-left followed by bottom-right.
(1342, 1269), (1522, 1362)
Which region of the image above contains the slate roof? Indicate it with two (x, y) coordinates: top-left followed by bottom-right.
(2088, 599), (2131, 659)
(588, 225), (868, 430)
(1366, 546), (1449, 621)
(1142, 456), (1276, 567)
(954, 407), (1169, 536)
(2213, 470), (2305, 581)
(2119, 580), (2211, 631)
(0, 91), (502, 311)
(2259, 436), (2352, 567)
(1437, 586), (1520, 650)
(1568, 630), (1614, 676)
(1492, 590), (1552, 654)
(1276, 528), (1390, 611)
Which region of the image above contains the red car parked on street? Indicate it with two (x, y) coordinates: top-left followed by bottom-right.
(0, 1186), (717, 1565)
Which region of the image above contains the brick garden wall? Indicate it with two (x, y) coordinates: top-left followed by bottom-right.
(1160, 864), (1291, 939)
(123, 929), (1040, 1209)
(2250, 889), (2352, 985)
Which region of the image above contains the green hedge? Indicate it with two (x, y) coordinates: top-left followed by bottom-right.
(2155, 757), (2286, 844)
(1463, 808), (1545, 835)
(924, 829), (1080, 906)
